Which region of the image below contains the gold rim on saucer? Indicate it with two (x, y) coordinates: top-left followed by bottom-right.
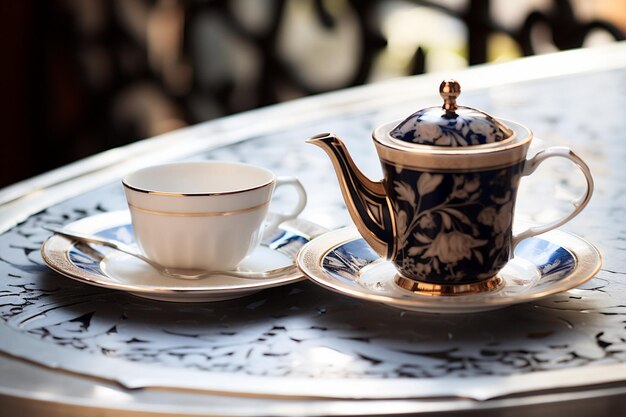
(126, 200), (270, 217)
(297, 226), (601, 314)
(41, 211), (327, 302)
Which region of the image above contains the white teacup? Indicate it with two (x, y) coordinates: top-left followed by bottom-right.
(122, 161), (307, 271)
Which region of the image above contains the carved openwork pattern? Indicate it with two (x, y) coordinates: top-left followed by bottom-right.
(0, 70), (625, 383)
(22, 0), (624, 187)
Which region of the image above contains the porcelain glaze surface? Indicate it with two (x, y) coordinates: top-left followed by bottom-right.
(123, 162), (307, 270)
(310, 83), (593, 290)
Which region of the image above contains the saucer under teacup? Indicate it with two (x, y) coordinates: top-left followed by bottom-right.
(297, 227), (601, 314)
(42, 211), (327, 302)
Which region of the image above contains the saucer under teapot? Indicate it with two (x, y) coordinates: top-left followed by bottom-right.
(308, 80), (593, 296)
(296, 226), (601, 313)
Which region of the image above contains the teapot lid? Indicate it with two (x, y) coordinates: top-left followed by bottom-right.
(390, 80), (513, 147)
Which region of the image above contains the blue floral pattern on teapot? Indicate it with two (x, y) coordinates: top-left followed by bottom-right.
(390, 108), (510, 146)
(384, 162), (523, 283)
(308, 79), (594, 295)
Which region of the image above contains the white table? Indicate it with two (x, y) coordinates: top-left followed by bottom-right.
(1, 42), (625, 416)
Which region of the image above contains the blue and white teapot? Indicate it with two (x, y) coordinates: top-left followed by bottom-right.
(308, 80), (593, 295)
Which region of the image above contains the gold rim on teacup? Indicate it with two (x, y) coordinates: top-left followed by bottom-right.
(126, 200), (271, 217)
(122, 161), (275, 197)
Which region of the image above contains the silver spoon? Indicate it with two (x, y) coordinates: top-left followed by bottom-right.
(42, 226), (299, 280)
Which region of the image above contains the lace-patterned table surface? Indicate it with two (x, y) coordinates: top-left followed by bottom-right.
(1, 47), (626, 415)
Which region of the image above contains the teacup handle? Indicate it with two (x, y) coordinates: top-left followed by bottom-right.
(264, 177), (308, 232)
(512, 147), (593, 247)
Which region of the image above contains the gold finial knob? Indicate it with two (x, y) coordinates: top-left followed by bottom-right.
(440, 79), (461, 115)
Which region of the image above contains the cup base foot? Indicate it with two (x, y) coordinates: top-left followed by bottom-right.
(394, 274), (504, 296)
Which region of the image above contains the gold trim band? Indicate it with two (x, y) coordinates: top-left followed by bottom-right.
(127, 200), (270, 217)
(394, 274), (504, 296)
(122, 178), (274, 197)
(378, 157), (521, 173)
(373, 119), (533, 171)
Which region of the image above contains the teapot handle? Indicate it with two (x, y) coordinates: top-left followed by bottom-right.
(512, 147), (593, 247)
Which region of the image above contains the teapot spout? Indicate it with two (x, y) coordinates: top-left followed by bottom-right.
(307, 133), (395, 259)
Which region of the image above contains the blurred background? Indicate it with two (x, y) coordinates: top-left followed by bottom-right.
(2, 0), (624, 188)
